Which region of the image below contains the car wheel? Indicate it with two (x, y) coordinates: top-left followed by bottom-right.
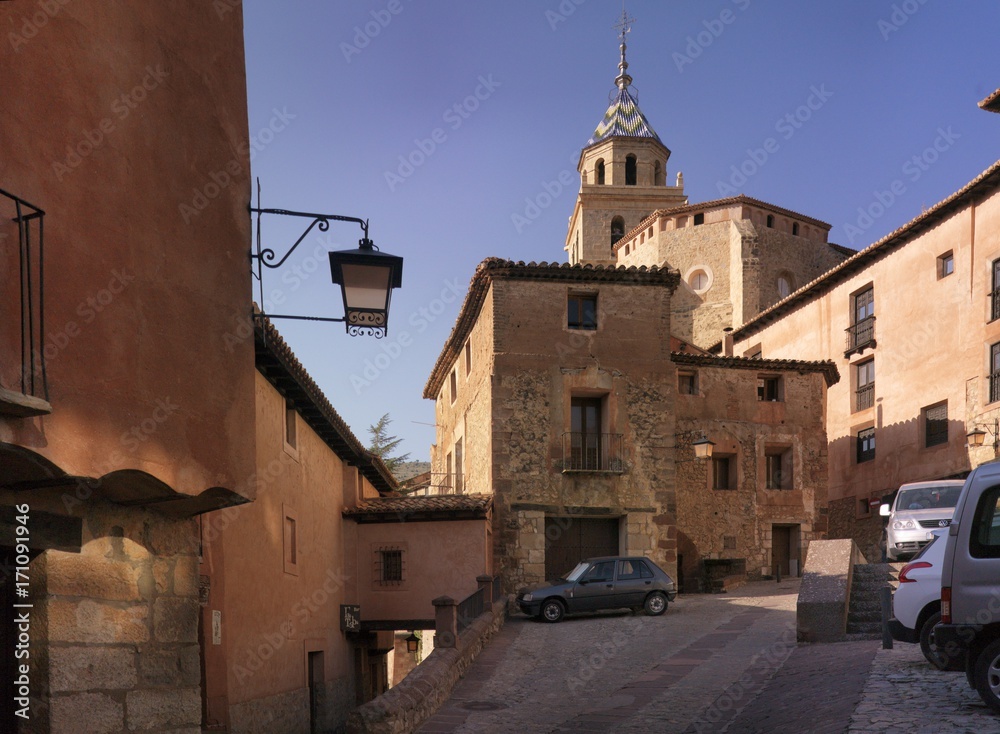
(973, 638), (1000, 713)
(540, 599), (565, 623)
(644, 591), (668, 616)
(919, 611), (962, 671)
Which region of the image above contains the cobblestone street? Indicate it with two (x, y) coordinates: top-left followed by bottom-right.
(416, 579), (1000, 733)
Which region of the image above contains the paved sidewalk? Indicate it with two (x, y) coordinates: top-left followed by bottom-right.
(415, 580), (1000, 733)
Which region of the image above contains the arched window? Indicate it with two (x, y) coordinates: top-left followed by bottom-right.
(611, 216), (625, 246)
(596, 159), (605, 185)
(777, 273), (793, 299)
(625, 155), (637, 186)
(766, 214), (774, 228)
(792, 222), (800, 236)
(653, 161), (663, 186)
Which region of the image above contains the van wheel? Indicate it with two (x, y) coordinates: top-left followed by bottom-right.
(920, 612), (962, 671)
(973, 639), (1000, 713)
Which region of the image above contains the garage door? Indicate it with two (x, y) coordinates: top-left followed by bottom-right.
(544, 517), (619, 580)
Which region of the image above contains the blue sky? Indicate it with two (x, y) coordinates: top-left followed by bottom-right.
(242, 1), (999, 461)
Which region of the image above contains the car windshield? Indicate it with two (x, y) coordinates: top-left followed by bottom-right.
(564, 562), (589, 582)
(896, 485), (961, 511)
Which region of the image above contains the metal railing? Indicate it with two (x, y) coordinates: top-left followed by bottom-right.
(562, 432), (625, 472)
(856, 383), (875, 411)
(845, 315), (875, 355)
(456, 587), (485, 635)
(991, 289), (1000, 322)
(991, 372), (1000, 404)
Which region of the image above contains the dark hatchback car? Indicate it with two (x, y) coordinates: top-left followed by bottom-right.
(516, 556), (677, 622)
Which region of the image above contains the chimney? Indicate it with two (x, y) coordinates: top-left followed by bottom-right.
(722, 327), (734, 357)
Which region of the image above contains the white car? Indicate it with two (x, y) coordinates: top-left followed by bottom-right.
(887, 529), (960, 669)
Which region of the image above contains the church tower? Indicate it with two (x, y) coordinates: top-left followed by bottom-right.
(566, 12), (687, 266)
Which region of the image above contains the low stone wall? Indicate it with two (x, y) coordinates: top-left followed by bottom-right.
(346, 598), (508, 734)
(796, 538), (866, 643)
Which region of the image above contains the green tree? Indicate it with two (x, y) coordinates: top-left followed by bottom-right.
(367, 413), (411, 475)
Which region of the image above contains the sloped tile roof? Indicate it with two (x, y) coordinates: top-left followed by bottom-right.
(671, 352), (840, 387)
(980, 88), (1000, 113)
(588, 87), (661, 145)
(254, 314), (397, 494)
(343, 493), (492, 522)
(715, 159), (1000, 347)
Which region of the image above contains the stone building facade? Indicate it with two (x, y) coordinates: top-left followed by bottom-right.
(424, 260), (836, 593)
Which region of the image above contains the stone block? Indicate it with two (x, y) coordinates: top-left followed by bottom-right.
(153, 559), (172, 594)
(50, 691), (123, 733)
(50, 646), (137, 692)
(154, 597), (199, 643)
(49, 599), (149, 644)
(796, 538), (859, 643)
(174, 555), (200, 597)
(138, 644), (201, 687)
(46, 553), (140, 601)
(125, 687), (201, 730)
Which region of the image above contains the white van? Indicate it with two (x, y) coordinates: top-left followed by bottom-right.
(880, 480), (964, 561)
(935, 461), (1000, 712)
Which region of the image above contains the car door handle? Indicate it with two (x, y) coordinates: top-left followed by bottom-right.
(644, 581), (651, 585)
(605, 584), (613, 588)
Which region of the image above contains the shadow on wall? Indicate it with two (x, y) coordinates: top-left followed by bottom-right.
(825, 413), (975, 560)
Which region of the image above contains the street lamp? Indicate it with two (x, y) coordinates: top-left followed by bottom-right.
(692, 435), (715, 460)
(405, 632), (420, 654)
(967, 419), (999, 454)
(249, 183), (403, 338)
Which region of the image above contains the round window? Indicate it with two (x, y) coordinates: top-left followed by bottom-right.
(689, 269), (710, 292)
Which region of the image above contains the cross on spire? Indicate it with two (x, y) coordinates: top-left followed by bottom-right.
(613, 7), (635, 89)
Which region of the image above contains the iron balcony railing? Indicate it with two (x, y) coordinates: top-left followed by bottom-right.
(562, 432), (625, 473)
(856, 383), (875, 411)
(991, 372), (1000, 404)
(845, 315), (876, 355)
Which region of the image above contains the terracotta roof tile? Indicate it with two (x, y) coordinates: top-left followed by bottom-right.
(980, 88), (1000, 113)
(671, 352), (840, 387)
(343, 493), (492, 520)
(254, 314), (397, 493)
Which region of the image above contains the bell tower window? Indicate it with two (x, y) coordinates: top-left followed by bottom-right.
(625, 155), (637, 186)
(611, 216), (625, 247)
(596, 159), (605, 185)
(653, 160), (663, 186)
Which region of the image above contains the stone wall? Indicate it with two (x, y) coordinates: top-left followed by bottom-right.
(828, 495), (885, 563)
(35, 502), (202, 734)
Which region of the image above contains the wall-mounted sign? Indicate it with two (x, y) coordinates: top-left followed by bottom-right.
(340, 604), (361, 632)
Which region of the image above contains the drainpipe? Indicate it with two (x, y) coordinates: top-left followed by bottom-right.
(722, 327), (734, 357)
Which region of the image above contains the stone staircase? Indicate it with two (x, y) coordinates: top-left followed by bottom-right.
(845, 562), (903, 637)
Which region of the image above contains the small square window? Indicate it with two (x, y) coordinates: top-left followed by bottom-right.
(568, 294), (597, 330)
(284, 401), (297, 450)
(757, 376), (782, 402)
(858, 497), (872, 517)
(378, 548), (403, 584)
(938, 251), (954, 279)
(678, 371), (698, 395)
(693, 213), (704, 226)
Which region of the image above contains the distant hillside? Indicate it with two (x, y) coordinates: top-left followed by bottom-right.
(393, 460), (430, 483)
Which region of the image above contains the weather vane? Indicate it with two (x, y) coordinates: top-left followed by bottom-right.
(613, 7), (635, 44)
(613, 6), (635, 90)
